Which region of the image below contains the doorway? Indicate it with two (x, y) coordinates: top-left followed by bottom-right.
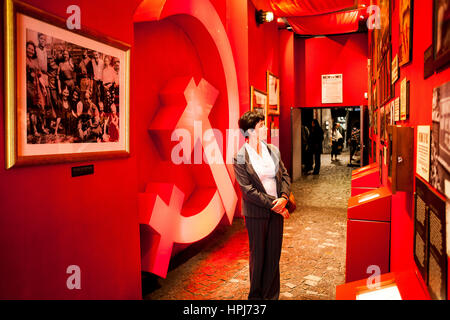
(293, 107), (364, 176)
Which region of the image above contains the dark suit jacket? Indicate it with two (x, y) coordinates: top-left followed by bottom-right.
(233, 142), (291, 218)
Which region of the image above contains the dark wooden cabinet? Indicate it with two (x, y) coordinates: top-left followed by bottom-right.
(388, 125), (414, 193)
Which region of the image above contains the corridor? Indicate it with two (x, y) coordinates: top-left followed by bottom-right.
(144, 153), (352, 300)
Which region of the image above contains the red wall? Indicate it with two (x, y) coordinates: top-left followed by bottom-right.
(0, 0), (257, 299)
(370, 0), (450, 296)
(278, 30), (295, 174)
(248, 0), (296, 172)
(296, 33), (369, 108)
(0, 0), (143, 299)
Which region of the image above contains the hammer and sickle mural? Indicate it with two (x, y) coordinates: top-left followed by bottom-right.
(134, 0), (240, 278)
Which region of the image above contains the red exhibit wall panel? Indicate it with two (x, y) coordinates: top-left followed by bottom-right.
(369, 0), (450, 298)
(0, 0), (143, 299)
(0, 0), (253, 298)
(296, 32), (368, 108)
(278, 29), (295, 174)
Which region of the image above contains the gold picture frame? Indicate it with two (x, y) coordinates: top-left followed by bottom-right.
(4, 0), (130, 169)
(266, 71), (280, 115)
(250, 85), (267, 125)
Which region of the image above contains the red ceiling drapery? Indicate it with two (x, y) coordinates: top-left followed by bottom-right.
(287, 9), (365, 35)
(251, 0), (360, 17)
(251, 0), (370, 35)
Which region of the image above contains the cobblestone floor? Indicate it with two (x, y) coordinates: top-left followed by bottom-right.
(144, 153), (352, 300)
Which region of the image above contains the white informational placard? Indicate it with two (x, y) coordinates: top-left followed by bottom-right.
(322, 74), (343, 104)
(356, 285), (402, 300)
(416, 126), (431, 182)
(400, 78), (408, 120)
(394, 97), (400, 122)
(392, 54), (399, 84)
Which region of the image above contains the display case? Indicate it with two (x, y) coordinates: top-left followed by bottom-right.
(414, 177), (448, 300)
(387, 125), (414, 193)
(351, 167), (380, 188)
(351, 163), (380, 196)
(352, 163), (378, 176)
(346, 187), (392, 283)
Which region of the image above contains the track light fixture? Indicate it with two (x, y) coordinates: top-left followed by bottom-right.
(256, 9), (274, 25)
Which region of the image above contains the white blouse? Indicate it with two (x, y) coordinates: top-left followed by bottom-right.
(245, 142), (277, 198)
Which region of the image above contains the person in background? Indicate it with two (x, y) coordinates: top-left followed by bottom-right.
(349, 125), (360, 164)
(330, 122), (342, 161)
(336, 122), (345, 150)
(302, 124), (312, 174)
(310, 119), (324, 174)
(233, 110), (291, 300)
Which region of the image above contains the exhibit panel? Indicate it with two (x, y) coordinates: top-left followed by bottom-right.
(346, 187), (392, 283)
(366, 0), (450, 300)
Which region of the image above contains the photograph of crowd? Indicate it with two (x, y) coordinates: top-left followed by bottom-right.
(430, 81), (450, 199)
(25, 28), (120, 144)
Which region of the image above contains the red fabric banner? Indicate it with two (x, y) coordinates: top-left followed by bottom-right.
(251, 0), (368, 17)
(287, 9), (365, 35)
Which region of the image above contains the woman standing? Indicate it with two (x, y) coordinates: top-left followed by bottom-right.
(330, 122), (342, 161)
(233, 111), (291, 300)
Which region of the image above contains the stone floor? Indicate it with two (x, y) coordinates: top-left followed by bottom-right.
(144, 153), (353, 300)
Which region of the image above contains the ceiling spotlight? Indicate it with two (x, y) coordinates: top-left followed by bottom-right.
(256, 9), (274, 25)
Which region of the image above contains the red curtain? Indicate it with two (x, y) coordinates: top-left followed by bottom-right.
(250, 0), (371, 35)
(287, 9), (366, 35)
(251, 0), (368, 17)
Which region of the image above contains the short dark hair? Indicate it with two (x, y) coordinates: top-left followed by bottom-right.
(238, 111), (265, 134)
(26, 41), (37, 59)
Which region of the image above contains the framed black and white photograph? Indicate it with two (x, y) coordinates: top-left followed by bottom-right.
(433, 0), (450, 71)
(250, 86), (267, 119)
(4, 0), (130, 169)
(430, 81), (450, 199)
(399, 0), (413, 67)
(266, 71), (280, 115)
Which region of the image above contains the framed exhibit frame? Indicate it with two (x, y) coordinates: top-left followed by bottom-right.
(433, 0), (450, 71)
(380, 106), (386, 143)
(266, 71), (280, 115)
(430, 81), (450, 198)
(399, 0), (413, 67)
(250, 85), (267, 120)
(321, 74), (343, 104)
(376, 0), (391, 69)
(414, 176), (448, 300)
(4, 0), (131, 169)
